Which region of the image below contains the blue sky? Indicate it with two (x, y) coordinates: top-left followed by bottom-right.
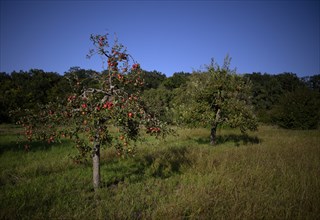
(1, 0), (319, 77)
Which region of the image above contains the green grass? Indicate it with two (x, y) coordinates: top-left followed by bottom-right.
(1, 124), (319, 219)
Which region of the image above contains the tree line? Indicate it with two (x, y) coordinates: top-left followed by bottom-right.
(1, 67), (319, 129)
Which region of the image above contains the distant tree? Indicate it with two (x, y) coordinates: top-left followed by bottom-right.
(47, 76), (73, 103)
(0, 72), (13, 123)
(271, 88), (320, 129)
(64, 67), (102, 91)
(244, 72), (310, 124)
(27, 69), (61, 104)
(244, 72), (283, 123)
(162, 72), (190, 90)
(139, 70), (166, 90)
(142, 87), (174, 123)
(175, 57), (258, 145)
(302, 74), (320, 93)
(9, 69), (62, 107)
(0, 70), (62, 123)
(275, 72), (305, 93)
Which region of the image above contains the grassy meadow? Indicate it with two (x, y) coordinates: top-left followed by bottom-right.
(0, 124), (319, 219)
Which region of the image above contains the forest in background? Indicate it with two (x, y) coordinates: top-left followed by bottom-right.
(1, 68), (319, 130)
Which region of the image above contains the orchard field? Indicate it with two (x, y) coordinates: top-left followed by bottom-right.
(1, 124), (319, 219)
(1, 32), (319, 219)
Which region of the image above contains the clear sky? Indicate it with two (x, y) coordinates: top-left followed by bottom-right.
(1, 0), (319, 76)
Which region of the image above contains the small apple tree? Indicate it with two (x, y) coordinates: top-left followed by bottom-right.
(174, 56), (258, 145)
(15, 33), (171, 189)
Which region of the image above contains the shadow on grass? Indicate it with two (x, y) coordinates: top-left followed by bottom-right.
(141, 146), (191, 178)
(196, 134), (261, 147)
(0, 140), (72, 154)
(101, 146), (191, 188)
(101, 135), (261, 188)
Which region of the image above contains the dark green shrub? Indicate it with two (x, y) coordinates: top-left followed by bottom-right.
(271, 88), (320, 129)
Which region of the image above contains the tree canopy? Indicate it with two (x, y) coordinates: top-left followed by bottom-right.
(173, 57), (258, 144)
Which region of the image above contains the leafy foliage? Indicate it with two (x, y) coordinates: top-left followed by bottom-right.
(302, 74), (320, 92)
(141, 87), (175, 123)
(162, 71), (190, 90)
(244, 72), (283, 122)
(244, 72), (319, 128)
(139, 70), (166, 90)
(175, 57), (258, 136)
(0, 70), (64, 123)
(271, 88), (320, 129)
(13, 33), (172, 165)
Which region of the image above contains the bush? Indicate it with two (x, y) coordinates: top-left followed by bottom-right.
(271, 88), (320, 129)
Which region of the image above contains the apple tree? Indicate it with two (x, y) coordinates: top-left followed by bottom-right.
(14, 33), (172, 189)
(174, 56), (258, 145)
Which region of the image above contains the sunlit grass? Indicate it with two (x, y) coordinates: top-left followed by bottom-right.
(1, 124), (319, 219)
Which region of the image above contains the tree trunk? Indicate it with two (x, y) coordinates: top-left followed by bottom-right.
(210, 124), (217, 145)
(210, 108), (221, 145)
(92, 139), (100, 190)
